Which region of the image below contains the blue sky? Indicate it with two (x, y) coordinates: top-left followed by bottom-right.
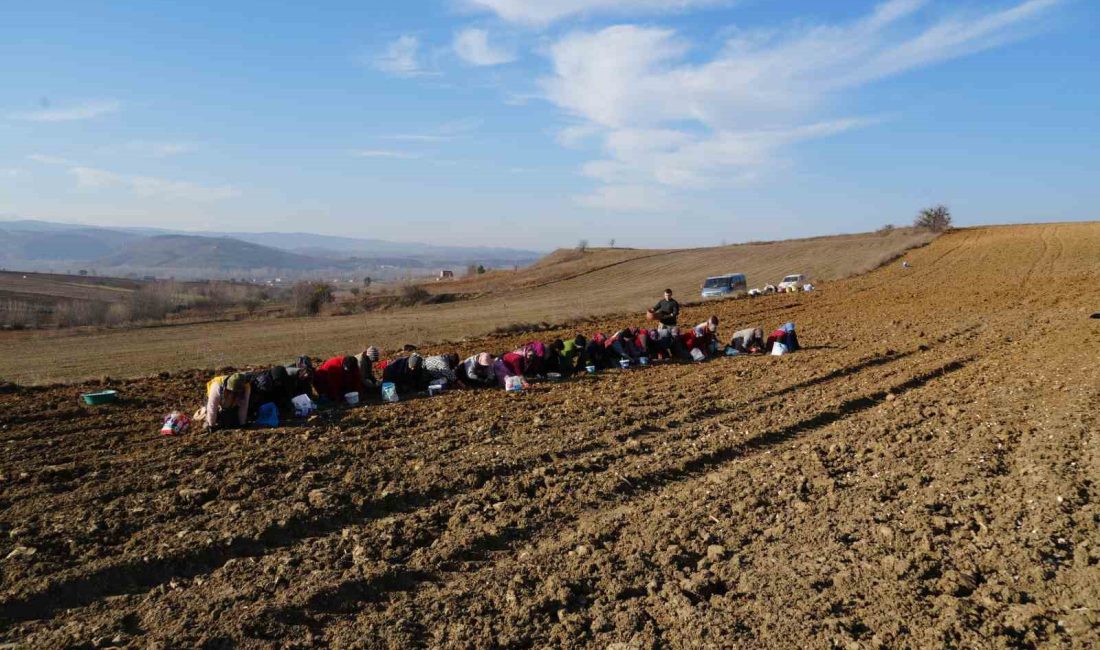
(1, 0), (1096, 249)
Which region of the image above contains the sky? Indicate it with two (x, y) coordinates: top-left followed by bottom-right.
(1, 0), (1097, 250)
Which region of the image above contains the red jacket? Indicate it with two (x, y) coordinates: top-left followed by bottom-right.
(313, 356), (363, 402)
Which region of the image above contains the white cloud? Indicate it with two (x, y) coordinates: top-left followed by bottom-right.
(70, 166), (239, 201)
(465, 0), (726, 25)
(122, 140), (199, 158)
(453, 28), (516, 66)
(381, 118), (482, 142)
(556, 123), (601, 147)
(575, 184), (673, 212)
(7, 100), (120, 122)
(373, 35), (429, 77)
(352, 149), (422, 159)
(0, 168), (23, 179)
(27, 153), (77, 166)
(541, 0), (1060, 202)
(383, 134), (455, 142)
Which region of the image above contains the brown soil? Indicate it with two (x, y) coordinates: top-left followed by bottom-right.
(0, 223), (1097, 649)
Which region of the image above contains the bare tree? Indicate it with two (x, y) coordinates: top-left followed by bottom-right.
(914, 205), (952, 232)
(576, 239), (588, 252)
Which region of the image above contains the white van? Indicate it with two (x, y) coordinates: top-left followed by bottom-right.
(777, 274), (805, 291)
(700, 273), (748, 299)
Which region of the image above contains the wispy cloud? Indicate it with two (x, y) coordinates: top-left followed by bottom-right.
(120, 140), (199, 158)
(453, 28), (516, 66)
(373, 35), (432, 77)
(27, 153), (77, 166)
(352, 149), (423, 159)
(464, 0), (727, 26)
(377, 117), (482, 143)
(7, 100), (121, 122)
(382, 134), (455, 142)
(30, 153), (237, 200)
(541, 0), (1061, 207)
(0, 168), (23, 179)
(575, 184), (674, 212)
(70, 166), (240, 201)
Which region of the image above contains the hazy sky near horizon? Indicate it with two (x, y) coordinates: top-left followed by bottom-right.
(2, 0), (1097, 249)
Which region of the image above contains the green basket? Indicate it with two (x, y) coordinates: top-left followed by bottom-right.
(81, 390), (118, 405)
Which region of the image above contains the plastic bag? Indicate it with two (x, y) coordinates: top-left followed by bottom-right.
(772, 342), (788, 356)
(690, 348), (706, 362)
(381, 382), (399, 403)
(160, 411), (191, 436)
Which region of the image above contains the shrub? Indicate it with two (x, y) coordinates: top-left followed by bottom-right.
(55, 300), (110, 327)
(349, 287), (360, 297)
(878, 224), (895, 235)
(129, 286), (174, 321)
(576, 239), (588, 252)
(399, 283), (431, 304)
(0, 299), (48, 329)
(242, 298), (262, 315)
(292, 281), (335, 315)
(914, 205), (952, 232)
(106, 304), (131, 326)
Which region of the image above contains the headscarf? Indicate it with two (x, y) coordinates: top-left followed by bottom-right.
(407, 353), (423, 370)
(226, 372), (248, 393)
(476, 352), (494, 367)
(516, 341), (545, 360)
(365, 346), (380, 362)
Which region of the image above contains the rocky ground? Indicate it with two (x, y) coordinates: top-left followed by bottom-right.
(1, 223), (1097, 648)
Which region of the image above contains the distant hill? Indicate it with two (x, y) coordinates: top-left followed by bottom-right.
(94, 234), (329, 271)
(0, 218), (542, 278)
(218, 231), (538, 263)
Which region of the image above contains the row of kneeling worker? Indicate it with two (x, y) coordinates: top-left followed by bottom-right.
(200, 290), (800, 430)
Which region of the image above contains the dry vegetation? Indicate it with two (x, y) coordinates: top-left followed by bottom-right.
(0, 228), (937, 384)
(1, 223), (1097, 648)
(0, 272), (279, 330)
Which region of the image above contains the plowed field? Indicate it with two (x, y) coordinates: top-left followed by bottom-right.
(1, 223), (1097, 649)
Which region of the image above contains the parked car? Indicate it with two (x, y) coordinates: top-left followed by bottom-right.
(700, 273), (747, 299)
(777, 274), (805, 291)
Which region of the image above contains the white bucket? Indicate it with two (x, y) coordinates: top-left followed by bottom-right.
(344, 391), (359, 405)
(619, 358), (631, 369)
(639, 357), (649, 366)
(291, 393), (316, 417)
(772, 342), (788, 356)
(690, 348), (706, 362)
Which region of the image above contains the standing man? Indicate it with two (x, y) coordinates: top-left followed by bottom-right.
(650, 288), (681, 330)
